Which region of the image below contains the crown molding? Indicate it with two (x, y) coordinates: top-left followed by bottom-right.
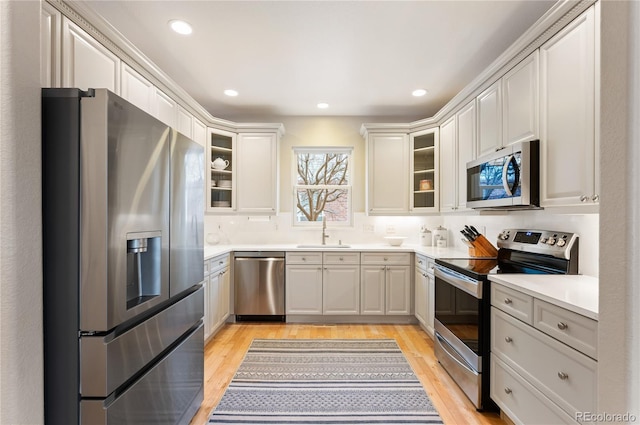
(46, 0), (285, 135)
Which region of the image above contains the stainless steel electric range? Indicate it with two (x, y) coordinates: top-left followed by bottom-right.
(433, 229), (579, 410)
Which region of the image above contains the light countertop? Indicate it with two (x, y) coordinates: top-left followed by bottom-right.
(204, 243), (470, 260)
(204, 243), (599, 320)
(489, 274), (599, 320)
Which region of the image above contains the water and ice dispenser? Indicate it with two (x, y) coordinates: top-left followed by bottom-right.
(126, 231), (162, 310)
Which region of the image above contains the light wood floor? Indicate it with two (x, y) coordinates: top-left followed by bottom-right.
(190, 323), (506, 425)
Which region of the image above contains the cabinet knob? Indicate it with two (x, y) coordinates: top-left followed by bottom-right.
(557, 322), (568, 330)
(557, 372), (569, 380)
(592, 194), (600, 202)
(339, 257), (344, 261)
(418, 260), (423, 265)
(384, 257), (388, 261)
(381, 267), (386, 271)
(302, 257), (306, 261)
(580, 195), (589, 202)
(504, 387), (512, 395)
(504, 298), (513, 305)
(505, 336), (513, 343)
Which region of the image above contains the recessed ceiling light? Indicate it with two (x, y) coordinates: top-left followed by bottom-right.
(412, 89), (428, 97)
(317, 103), (329, 109)
(169, 20), (192, 35)
(224, 89), (239, 97)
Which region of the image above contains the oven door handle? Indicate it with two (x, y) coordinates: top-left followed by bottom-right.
(435, 332), (477, 375)
(434, 266), (483, 299)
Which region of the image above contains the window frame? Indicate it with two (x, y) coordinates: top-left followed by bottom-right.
(292, 146), (353, 227)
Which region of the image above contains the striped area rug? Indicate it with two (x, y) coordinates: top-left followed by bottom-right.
(208, 339), (443, 424)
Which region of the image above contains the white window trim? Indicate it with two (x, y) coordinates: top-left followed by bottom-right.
(292, 146), (353, 227)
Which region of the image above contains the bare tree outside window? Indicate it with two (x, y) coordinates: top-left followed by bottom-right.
(294, 149), (351, 225)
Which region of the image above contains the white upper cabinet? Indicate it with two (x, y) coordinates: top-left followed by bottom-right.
(502, 51), (539, 146)
(410, 128), (439, 213)
(40, 2), (61, 87)
(208, 128), (235, 212)
(439, 116), (456, 212)
(540, 5), (597, 207)
(120, 63), (154, 114)
(176, 105), (193, 138)
(236, 133), (278, 214)
(476, 80), (503, 157)
(62, 17), (120, 92)
(455, 99), (477, 210)
(154, 89), (177, 128)
(192, 118), (207, 147)
(366, 133), (410, 215)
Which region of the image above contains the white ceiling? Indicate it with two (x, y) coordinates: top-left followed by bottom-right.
(84, 0), (556, 121)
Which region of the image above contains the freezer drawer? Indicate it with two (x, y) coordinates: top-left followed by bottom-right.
(81, 324), (204, 425)
(81, 287), (204, 397)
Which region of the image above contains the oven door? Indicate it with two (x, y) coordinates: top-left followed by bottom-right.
(434, 266), (482, 371)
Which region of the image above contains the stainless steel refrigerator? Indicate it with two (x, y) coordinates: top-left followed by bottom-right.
(42, 88), (205, 424)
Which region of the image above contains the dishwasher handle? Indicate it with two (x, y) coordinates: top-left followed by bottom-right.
(234, 251), (285, 258)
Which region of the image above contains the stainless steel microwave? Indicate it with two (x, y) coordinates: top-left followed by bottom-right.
(466, 139), (540, 209)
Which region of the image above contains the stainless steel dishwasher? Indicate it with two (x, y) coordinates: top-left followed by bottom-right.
(234, 251), (285, 322)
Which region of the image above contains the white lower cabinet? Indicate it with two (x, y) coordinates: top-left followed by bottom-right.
(414, 254), (435, 337)
(323, 265), (360, 315)
(360, 253), (411, 315)
(204, 254), (230, 341)
(284, 253), (323, 316)
(490, 282), (597, 424)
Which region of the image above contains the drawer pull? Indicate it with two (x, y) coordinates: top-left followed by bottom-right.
(504, 298), (513, 305)
(504, 387), (512, 395)
(339, 257), (344, 261)
(302, 257), (306, 261)
(505, 336), (513, 343)
(557, 372), (569, 380)
(384, 257), (389, 261)
(557, 322), (568, 330)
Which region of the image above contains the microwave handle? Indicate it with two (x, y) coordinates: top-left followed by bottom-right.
(501, 154), (520, 196)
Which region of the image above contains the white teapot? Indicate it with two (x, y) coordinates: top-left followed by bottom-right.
(212, 157), (229, 170)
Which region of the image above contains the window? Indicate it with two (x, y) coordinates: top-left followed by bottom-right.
(293, 147), (352, 226)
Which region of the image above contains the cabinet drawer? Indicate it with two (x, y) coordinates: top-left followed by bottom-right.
(491, 283), (534, 325)
(361, 252), (411, 265)
(204, 259), (212, 276)
(491, 355), (578, 425)
(534, 299), (598, 360)
(286, 252), (323, 264)
(323, 252), (360, 265)
(415, 254), (430, 273)
(210, 254), (230, 274)
(492, 307), (597, 416)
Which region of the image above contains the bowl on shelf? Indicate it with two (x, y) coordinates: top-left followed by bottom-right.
(212, 201), (230, 207)
(218, 180), (232, 188)
(384, 236), (407, 246)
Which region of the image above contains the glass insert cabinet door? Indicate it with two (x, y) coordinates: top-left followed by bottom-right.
(208, 129), (235, 211)
(411, 129), (438, 211)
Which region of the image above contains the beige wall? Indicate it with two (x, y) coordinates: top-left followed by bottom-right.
(0, 1), (44, 424)
(277, 116), (369, 213)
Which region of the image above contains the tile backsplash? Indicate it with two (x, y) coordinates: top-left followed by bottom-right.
(205, 211), (598, 277)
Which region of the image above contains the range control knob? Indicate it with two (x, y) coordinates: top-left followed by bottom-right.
(547, 238), (556, 245)
(540, 237), (547, 244)
(556, 239), (566, 247)
(500, 233), (510, 240)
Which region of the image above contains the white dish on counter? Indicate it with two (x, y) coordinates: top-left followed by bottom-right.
(384, 236), (407, 246)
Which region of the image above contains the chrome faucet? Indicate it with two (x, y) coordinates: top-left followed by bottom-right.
(321, 216), (329, 245)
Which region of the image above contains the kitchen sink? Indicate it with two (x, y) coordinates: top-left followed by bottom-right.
(296, 244), (351, 249)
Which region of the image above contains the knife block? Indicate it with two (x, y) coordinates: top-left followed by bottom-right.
(468, 235), (498, 258)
